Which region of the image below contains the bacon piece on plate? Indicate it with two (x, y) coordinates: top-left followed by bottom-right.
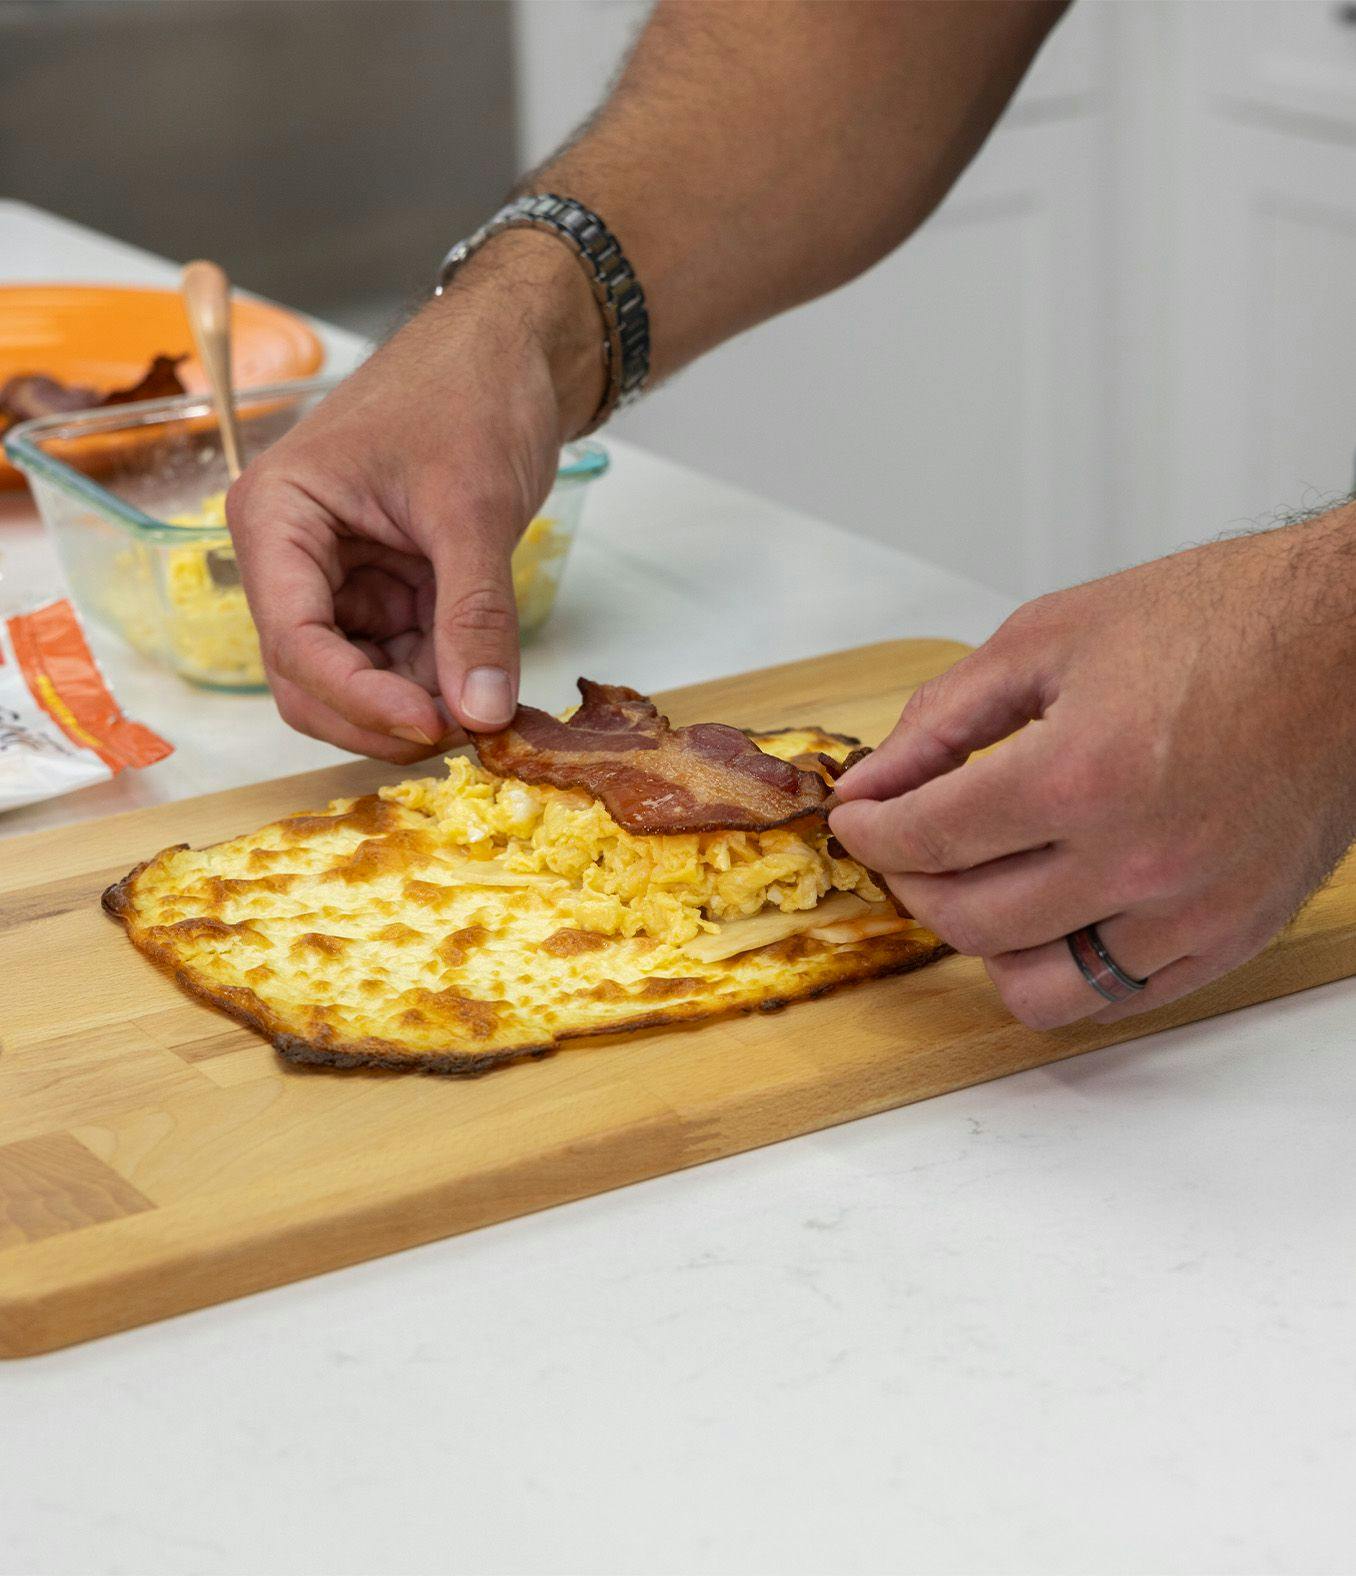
(0, 356), (187, 430)
(100, 354), (189, 407)
(473, 680), (832, 835)
(0, 374), (102, 424)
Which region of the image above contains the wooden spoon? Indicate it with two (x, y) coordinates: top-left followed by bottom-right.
(181, 259), (244, 587)
(181, 258), (245, 482)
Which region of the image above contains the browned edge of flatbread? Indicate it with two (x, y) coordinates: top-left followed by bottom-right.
(100, 723), (945, 1075)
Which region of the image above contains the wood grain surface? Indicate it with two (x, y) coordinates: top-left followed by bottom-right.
(2, 639), (1353, 1356)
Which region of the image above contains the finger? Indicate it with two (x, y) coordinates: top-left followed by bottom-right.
(430, 517), (521, 731)
(333, 568), (421, 641)
(983, 913), (1188, 1031)
(352, 638), (387, 668)
(227, 471), (336, 661)
(829, 723), (1055, 875)
(270, 674), (449, 764)
(885, 846), (1093, 957)
(834, 634), (1055, 803)
(335, 538), (434, 591)
(1089, 955), (1228, 1025)
(227, 476), (443, 748)
(375, 628), (440, 693)
(272, 621), (445, 746)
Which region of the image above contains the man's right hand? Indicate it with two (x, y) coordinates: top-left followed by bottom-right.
(228, 0), (1068, 765)
(226, 232), (603, 762)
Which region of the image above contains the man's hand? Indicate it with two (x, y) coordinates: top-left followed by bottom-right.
(226, 234), (602, 762)
(227, 0), (1066, 762)
(829, 511), (1356, 1027)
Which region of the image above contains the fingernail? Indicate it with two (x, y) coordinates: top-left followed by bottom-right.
(391, 725), (436, 746)
(461, 666), (514, 728)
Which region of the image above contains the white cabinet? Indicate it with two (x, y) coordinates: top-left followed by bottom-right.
(1161, 1), (1356, 557)
(615, 105), (1114, 601)
(613, 3), (1116, 601)
(1198, 0), (1356, 130)
(513, 1), (1356, 600)
(1174, 127), (1356, 545)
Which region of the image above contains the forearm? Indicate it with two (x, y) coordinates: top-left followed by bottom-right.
(522, 0), (1068, 375)
(1278, 497), (1356, 736)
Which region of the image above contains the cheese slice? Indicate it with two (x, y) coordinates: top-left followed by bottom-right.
(809, 910), (916, 946)
(681, 892), (870, 963)
(682, 894), (917, 963)
(430, 855), (566, 889)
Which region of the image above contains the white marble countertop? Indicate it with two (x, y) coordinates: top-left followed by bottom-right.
(2, 202), (1354, 1576)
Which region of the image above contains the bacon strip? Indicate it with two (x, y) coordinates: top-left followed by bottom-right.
(0, 356), (187, 429)
(101, 354), (189, 407)
(472, 680), (833, 835)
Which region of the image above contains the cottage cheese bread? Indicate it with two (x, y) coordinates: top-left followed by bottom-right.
(104, 692), (945, 1074)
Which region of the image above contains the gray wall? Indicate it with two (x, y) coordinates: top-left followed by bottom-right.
(0, 0), (517, 326)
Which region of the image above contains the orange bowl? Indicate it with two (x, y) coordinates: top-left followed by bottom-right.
(0, 284), (324, 489)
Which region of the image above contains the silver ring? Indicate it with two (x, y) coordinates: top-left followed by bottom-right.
(1067, 924), (1147, 1004)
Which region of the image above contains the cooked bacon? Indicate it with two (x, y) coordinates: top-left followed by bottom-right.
(473, 679), (833, 835)
(0, 356), (187, 429)
(805, 745), (914, 918)
(0, 374), (101, 424)
(100, 354), (189, 407)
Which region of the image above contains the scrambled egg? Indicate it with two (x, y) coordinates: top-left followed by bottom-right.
(100, 493), (266, 688)
(382, 752), (883, 948)
(108, 747), (941, 1072)
(162, 513), (263, 685)
(106, 493), (573, 688)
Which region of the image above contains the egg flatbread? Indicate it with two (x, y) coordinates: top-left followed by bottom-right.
(104, 715), (946, 1074)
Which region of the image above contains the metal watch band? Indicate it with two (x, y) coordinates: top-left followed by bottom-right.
(434, 194), (650, 435)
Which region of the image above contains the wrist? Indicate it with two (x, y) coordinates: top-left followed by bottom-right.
(435, 229), (607, 440)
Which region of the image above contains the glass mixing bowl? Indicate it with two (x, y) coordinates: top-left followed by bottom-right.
(5, 375), (609, 690)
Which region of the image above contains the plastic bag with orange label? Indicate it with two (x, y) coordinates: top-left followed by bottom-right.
(0, 598), (172, 814)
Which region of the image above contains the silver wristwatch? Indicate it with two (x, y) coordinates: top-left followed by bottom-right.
(435, 193), (650, 435)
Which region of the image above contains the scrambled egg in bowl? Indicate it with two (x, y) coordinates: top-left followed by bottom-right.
(103, 493), (576, 689)
(383, 752), (884, 948)
(100, 493), (264, 688)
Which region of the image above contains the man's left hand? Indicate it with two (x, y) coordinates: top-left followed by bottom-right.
(829, 508), (1356, 1027)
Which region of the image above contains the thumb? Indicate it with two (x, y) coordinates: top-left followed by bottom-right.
(833, 633), (1054, 804)
(432, 522), (522, 732)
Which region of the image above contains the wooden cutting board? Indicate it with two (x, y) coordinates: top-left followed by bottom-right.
(3, 638), (1354, 1357)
